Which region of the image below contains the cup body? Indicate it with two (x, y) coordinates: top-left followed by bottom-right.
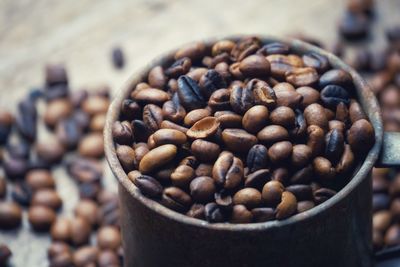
(105, 36), (383, 267)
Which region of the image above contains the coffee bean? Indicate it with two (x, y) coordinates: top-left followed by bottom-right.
(373, 210), (392, 232)
(170, 165), (194, 188)
(233, 188), (262, 209)
(16, 97), (37, 142)
(112, 47), (124, 69)
(348, 119), (375, 153)
(244, 169), (271, 190)
(313, 188), (336, 204)
(133, 175), (163, 198)
(325, 129), (345, 163)
(252, 207), (275, 222)
(73, 246), (98, 267)
(82, 95), (110, 116)
(307, 125), (325, 157)
(230, 85), (254, 114)
(187, 117), (220, 139)
(242, 105), (269, 133)
(183, 109), (211, 127)
(177, 75), (205, 111)
(221, 128), (257, 153)
(319, 69), (353, 88)
(214, 111), (242, 128)
(162, 100), (186, 124)
(44, 99), (73, 128)
(208, 89), (231, 111)
(32, 189), (62, 210)
(230, 205), (253, 223)
(247, 79), (277, 108)
(0, 109), (13, 144)
(78, 133), (104, 158)
(247, 145), (268, 173)
(186, 204), (206, 219)
(139, 144), (177, 173)
(189, 176), (216, 203)
(148, 66), (167, 89)
(231, 37), (261, 61)
(262, 180), (284, 207)
(257, 125), (289, 145)
(191, 139), (220, 162)
(276, 191), (297, 220)
(286, 67), (319, 87)
(271, 168), (289, 184)
(296, 86), (320, 109)
(98, 250), (121, 267)
(204, 202), (225, 223)
(69, 216), (92, 246)
(0, 178), (6, 199)
(270, 106), (295, 129)
(212, 152), (244, 190)
(339, 11), (369, 40)
(28, 205), (56, 231)
(195, 164), (213, 177)
(199, 69), (227, 98)
(97, 200), (120, 227)
(373, 193), (390, 212)
(3, 155), (29, 180)
(313, 157), (335, 182)
(211, 40), (235, 56)
(35, 137), (65, 164)
(303, 52), (330, 73)
(75, 199), (99, 227)
(175, 41), (206, 61)
(291, 144), (312, 168)
(267, 54), (304, 79)
(273, 82), (303, 109)
(56, 118), (82, 149)
(97, 226), (121, 251)
(66, 157), (102, 183)
(45, 64), (68, 86)
(161, 187), (192, 212)
(153, 128), (187, 147)
(286, 184), (313, 201)
(51, 217), (71, 242)
(239, 55), (270, 78)
(290, 165), (313, 184)
(0, 202), (22, 229)
(268, 141), (292, 164)
(297, 200), (315, 213)
(320, 85), (350, 108)
(258, 42), (290, 55)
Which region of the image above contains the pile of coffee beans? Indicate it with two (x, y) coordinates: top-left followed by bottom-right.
(0, 64), (123, 266)
(113, 35), (375, 224)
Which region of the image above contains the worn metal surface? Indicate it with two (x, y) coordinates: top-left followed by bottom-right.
(377, 133), (400, 167)
(104, 35), (384, 267)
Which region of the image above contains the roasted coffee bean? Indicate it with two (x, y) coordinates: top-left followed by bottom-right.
(239, 55), (270, 78)
(242, 105), (269, 133)
(186, 116), (220, 139)
(221, 128), (257, 153)
(286, 67), (319, 87)
(5, 138), (30, 159)
(268, 141), (292, 164)
(199, 69), (226, 97)
(51, 217), (71, 242)
(231, 37), (261, 61)
(132, 119), (152, 142)
(0, 202), (22, 229)
(116, 145), (136, 172)
(251, 207), (275, 222)
(339, 11), (369, 40)
(296, 86), (320, 109)
(75, 199), (99, 226)
(271, 168), (289, 184)
(307, 125), (325, 157)
(214, 191), (233, 210)
(188, 68), (208, 81)
(208, 89), (231, 111)
(67, 157), (102, 183)
(161, 120), (189, 133)
(184, 108), (211, 126)
(112, 46), (124, 68)
(28, 205), (56, 231)
(73, 246), (98, 267)
(325, 129), (344, 163)
(313, 157), (335, 182)
(212, 40), (235, 56)
(97, 226), (121, 251)
(36, 137), (65, 164)
(78, 133), (104, 158)
(276, 191), (297, 220)
(245, 169), (271, 189)
(302, 52), (329, 73)
(190, 176), (216, 203)
(270, 106), (295, 129)
(32, 189), (62, 210)
(175, 41), (206, 61)
(304, 104), (329, 131)
(148, 66), (167, 89)
(204, 202), (225, 223)
(195, 164), (213, 177)
(139, 144), (177, 173)
(290, 109), (307, 139)
(0, 178), (6, 199)
(313, 188), (336, 204)
(0, 244), (12, 266)
(247, 79), (276, 108)
(373, 193), (390, 212)
(45, 64), (68, 86)
(121, 99), (141, 121)
(290, 165), (313, 184)
(297, 200), (315, 213)
(171, 165), (195, 188)
(161, 187), (192, 212)
(267, 54), (304, 79)
(230, 85), (254, 114)
(69, 216), (92, 246)
(153, 128), (187, 146)
(133, 88), (170, 105)
(11, 182), (32, 206)
(162, 99), (186, 123)
(98, 250), (120, 267)
(373, 210), (392, 232)
(273, 83), (303, 109)
(89, 113), (106, 132)
(319, 69), (353, 88)
(191, 139), (220, 162)
(97, 200), (120, 226)
(3, 155), (29, 179)
(133, 175), (163, 198)
(247, 145), (268, 173)
(79, 182), (101, 200)
(82, 95), (110, 116)
(230, 205), (253, 223)
(291, 144), (312, 168)
(16, 97), (37, 141)
(286, 184), (313, 201)
(262, 180), (284, 207)
(212, 152), (244, 190)
(214, 111), (242, 128)
(56, 118), (82, 149)
(186, 203), (206, 219)
(177, 75), (205, 110)
(233, 188), (262, 209)
(320, 85), (350, 108)
(44, 99), (73, 128)
(348, 119), (375, 153)
(258, 42), (290, 55)
(257, 125), (289, 145)
(142, 104), (163, 133)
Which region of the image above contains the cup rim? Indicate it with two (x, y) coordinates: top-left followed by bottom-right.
(104, 34), (383, 232)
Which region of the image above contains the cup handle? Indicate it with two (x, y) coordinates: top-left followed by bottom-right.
(375, 132), (400, 167)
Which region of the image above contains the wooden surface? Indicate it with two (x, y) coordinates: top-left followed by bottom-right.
(0, 0), (399, 266)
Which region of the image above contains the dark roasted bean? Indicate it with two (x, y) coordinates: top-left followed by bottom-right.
(204, 202), (225, 223)
(302, 52), (330, 73)
(320, 85), (350, 108)
(319, 69), (353, 88)
(143, 104), (163, 133)
(247, 79), (276, 109)
(212, 152), (244, 190)
(12, 182), (32, 206)
(314, 188), (336, 204)
(177, 75), (205, 110)
(199, 69), (227, 97)
(247, 145), (268, 173)
(325, 129), (344, 163)
(133, 175), (163, 198)
(230, 85), (254, 114)
(339, 11), (369, 40)
(257, 42), (290, 55)
(0, 202), (22, 229)
(161, 187), (192, 212)
(165, 57), (192, 78)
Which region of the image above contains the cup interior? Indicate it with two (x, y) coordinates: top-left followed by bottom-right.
(104, 35), (383, 231)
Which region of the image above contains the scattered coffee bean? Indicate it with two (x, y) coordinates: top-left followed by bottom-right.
(112, 46), (125, 69)
(0, 202), (22, 229)
(28, 205), (56, 232)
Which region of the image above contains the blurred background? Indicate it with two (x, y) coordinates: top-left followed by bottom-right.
(0, 0), (400, 266)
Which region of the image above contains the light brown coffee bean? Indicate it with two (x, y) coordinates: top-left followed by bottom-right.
(270, 106), (296, 129)
(153, 128), (187, 146)
(174, 41), (206, 61)
(28, 205), (56, 232)
(160, 120), (189, 133)
(184, 108), (211, 126)
(247, 79), (277, 108)
(78, 133), (104, 158)
(230, 205), (253, 223)
(208, 89), (231, 111)
(313, 157), (335, 181)
(304, 103), (329, 131)
(212, 40), (236, 56)
(242, 105), (269, 133)
(191, 139), (220, 162)
(0, 202), (22, 229)
(286, 67), (319, 87)
(74, 199), (99, 226)
(26, 169), (55, 191)
(189, 176), (216, 203)
(291, 144), (312, 168)
(335, 144), (355, 174)
(143, 104), (163, 133)
(90, 113), (106, 132)
(212, 152), (244, 190)
(296, 86), (320, 109)
(51, 217), (71, 242)
(276, 191), (297, 220)
(233, 188), (262, 209)
(44, 99), (73, 128)
(257, 125), (289, 145)
(82, 96), (110, 116)
(139, 144), (177, 174)
(73, 246), (98, 267)
(171, 165), (195, 188)
(116, 145), (136, 172)
(32, 189), (62, 210)
(329, 120), (345, 133)
(273, 83), (303, 108)
(162, 100), (186, 123)
(349, 100), (367, 123)
(214, 111), (243, 128)
(239, 55), (270, 78)
(70, 216), (92, 246)
(195, 164), (213, 177)
(307, 125), (325, 156)
(221, 128), (258, 153)
(268, 141), (292, 164)
(36, 137), (65, 164)
(161, 187), (192, 212)
(148, 66), (167, 89)
(186, 117), (220, 139)
(97, 226), (121, 250)
(267, 54), (304, 79)
(133, 88), (170, 105)
(262, 180), (284, 207)
(348, 119), (375, 153)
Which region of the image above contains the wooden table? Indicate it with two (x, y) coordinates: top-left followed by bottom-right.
(0, 0), (399, 266)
